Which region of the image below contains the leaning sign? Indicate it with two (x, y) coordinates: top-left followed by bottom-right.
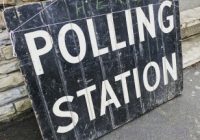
(4, 0), (183, 139)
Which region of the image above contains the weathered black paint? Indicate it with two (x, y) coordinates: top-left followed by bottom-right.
(4, 0), (183, 140)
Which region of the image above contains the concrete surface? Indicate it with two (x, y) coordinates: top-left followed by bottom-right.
(0, 62), (200, 140)
(0, 113), (41, 140)
(181, 7), (200, 39)
(182, 35), (200, 68)
(180, 0), (200, 11)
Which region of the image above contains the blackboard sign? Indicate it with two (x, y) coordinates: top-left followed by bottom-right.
(4, 0), (183, 139)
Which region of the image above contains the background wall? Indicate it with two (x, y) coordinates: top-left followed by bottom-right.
(0, 0), (44, 123)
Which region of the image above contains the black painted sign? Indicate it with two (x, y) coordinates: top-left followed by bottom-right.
(4, 0), (183, 139)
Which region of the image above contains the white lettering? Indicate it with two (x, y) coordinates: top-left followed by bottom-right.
(143, 62), (161, 92)
(25, 30), (53, 76)
(87, 18), (109, 57)
(125, 9), (135, 45)
(133, 68), (142, 98)
(58, 23), (86, 64)
(100, 80), (121, 116)
(163, 53), (177, 85)
(107, 13), (127, 51)
(158, 0), (174, 33)
(53, 96), (79, 133)
(115, 71), (131, 104)
(136, 4), (156, 42)
(77, 85), (96, 121)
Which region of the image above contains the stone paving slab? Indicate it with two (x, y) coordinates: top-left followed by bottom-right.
(182, 35), (200, 68)
(180, 0), (200, 11)
(181, 7), (200, 38)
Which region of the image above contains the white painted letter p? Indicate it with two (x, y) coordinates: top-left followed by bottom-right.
(25, 30), (53, 76)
